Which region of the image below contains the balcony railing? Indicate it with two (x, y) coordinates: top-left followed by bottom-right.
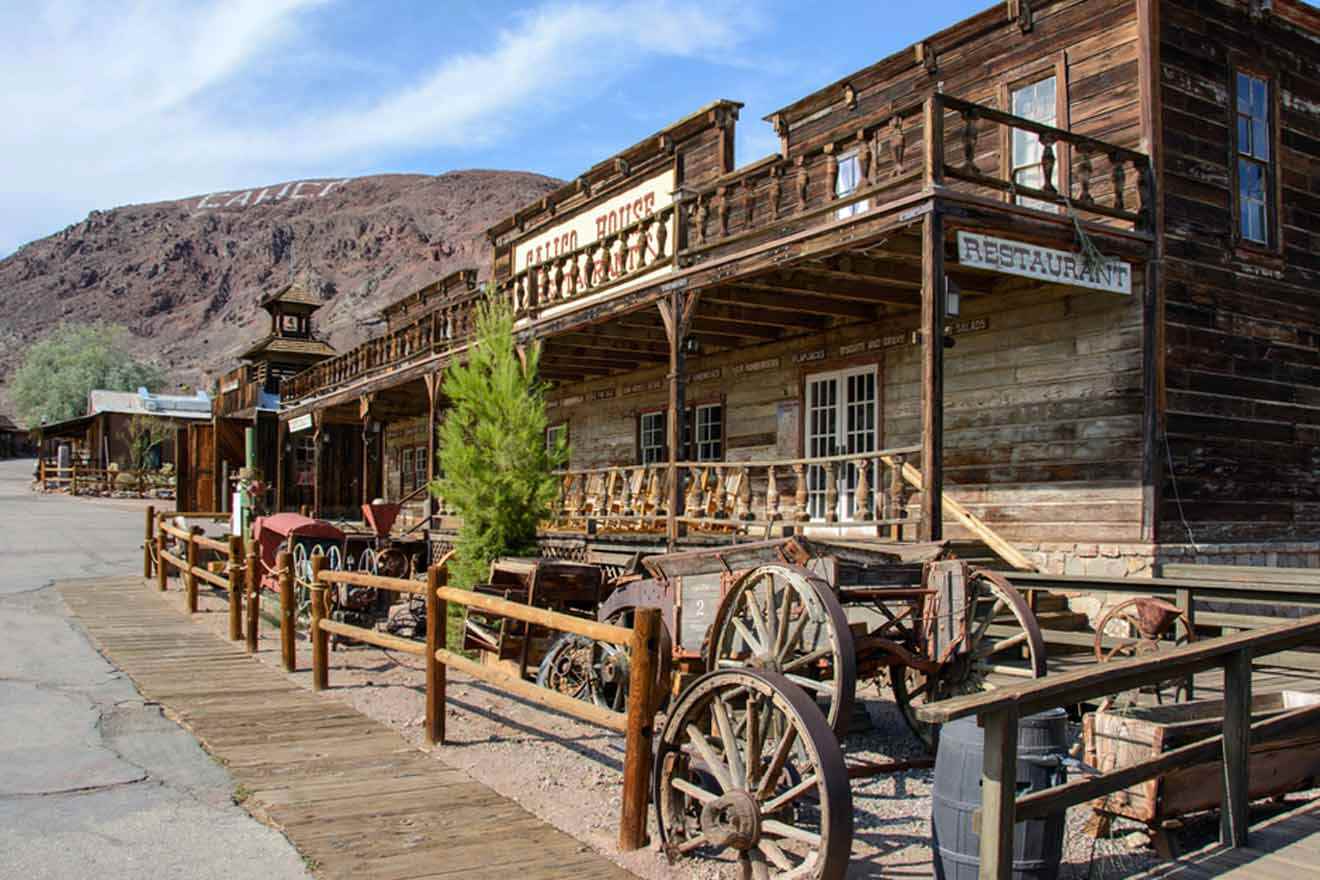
(546, 445), (922, 537)
(680, 93), (1152, 265)
(216, 364), (269, 417)
(494, 204), (677, 322)
(282, 290), (482, 404)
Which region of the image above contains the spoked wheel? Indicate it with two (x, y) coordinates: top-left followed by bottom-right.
(358, 547), (378, 575)
(707, 565), (856, 738)
(891, 568), (1046, 752)
(535, 609), (672, 713)
(1095, 597), (1196, 704)
(654, 669), (852, 880)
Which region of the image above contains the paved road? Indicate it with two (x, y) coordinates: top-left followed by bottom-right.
(0, 458), (309, 879)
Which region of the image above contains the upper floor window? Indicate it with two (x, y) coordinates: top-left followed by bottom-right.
(835, 152), (869, 219)
(638, 405), (725, 464)
(1236, 71), (1273, 245)
(1011, 76), (1058, 212)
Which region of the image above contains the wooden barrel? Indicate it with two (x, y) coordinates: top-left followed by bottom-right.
(931, 709), (1068, 880)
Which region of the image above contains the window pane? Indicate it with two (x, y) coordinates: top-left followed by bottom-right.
(1252, 77), (1268, 118)
(1238, 72), (1253, 114)
(1238, 115), (1252, 155)
(1239, 159), (1267, 243)
(1253, 117), (1270, 161)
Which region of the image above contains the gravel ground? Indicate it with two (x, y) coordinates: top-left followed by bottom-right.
(179, 588), (1220, 878)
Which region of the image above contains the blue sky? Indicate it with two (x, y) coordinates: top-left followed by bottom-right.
(0, 0), (998, 256)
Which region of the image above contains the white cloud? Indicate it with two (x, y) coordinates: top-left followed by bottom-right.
(0, 0), (759, 256)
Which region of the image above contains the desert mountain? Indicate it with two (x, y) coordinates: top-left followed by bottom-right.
(0, 171), (560, 408)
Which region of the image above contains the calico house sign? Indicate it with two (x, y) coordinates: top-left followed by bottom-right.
(956, 231), (1133, 295)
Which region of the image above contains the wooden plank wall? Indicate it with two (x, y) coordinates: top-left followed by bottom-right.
(1158, 0), (1320, 542)
(548, 279), (1144, 542)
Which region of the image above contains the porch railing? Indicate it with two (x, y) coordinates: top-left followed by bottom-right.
(547, 445), (922, 536)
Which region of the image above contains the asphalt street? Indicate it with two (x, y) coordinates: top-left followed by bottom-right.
(0, 458), (309, 879)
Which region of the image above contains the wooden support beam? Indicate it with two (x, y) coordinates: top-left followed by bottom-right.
(227, 535), (244, 642)
(920, 208), (945, 541)
(424, 372), (440, 527)
(1221, 648), (1252, 847)
(658, 290), (698, 549)
(311, 413), (323, 519)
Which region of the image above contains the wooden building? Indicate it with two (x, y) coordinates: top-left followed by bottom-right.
(274, 0), (1320, 575)
(36, 388), (211, 470)
(180, 282), (336, 512)
(0, 413), (30, 459)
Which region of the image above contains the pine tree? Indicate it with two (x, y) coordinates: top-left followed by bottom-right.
(432, 292), (567, 587)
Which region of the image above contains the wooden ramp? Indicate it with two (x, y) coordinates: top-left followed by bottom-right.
(59, 576), (635, 880)
(1131, 799), (1320, 879)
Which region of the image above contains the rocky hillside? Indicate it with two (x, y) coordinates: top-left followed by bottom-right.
(0, 171), (560, 406)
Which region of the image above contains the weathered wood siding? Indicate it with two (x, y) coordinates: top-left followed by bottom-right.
(548, 278), (1144, 542)
(1158, 0), (1320, 541)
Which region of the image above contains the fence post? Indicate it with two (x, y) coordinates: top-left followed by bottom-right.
(185, 527), (200, 613)
(619, 607), (660, 852)
(245, 538), (259, 654)
(278, 550), (295, 672)
(310, 552), (328, 691)
(226, 535), (244, 641)
(425, 564), (446, 745)
(71, 465), (78, 496)
(156, 518), (168, 592)
(1177, 587), (1196, 699)
(978, 705), (1019, 880)
(1222, 648), (1252, 847)
(144, 505), (155, 578)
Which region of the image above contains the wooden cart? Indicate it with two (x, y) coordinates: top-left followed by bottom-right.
(583, 537), (1047, 880)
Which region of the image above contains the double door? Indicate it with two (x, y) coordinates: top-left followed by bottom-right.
(805, 366), (878, 522)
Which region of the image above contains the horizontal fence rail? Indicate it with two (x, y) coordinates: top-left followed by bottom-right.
(307, 553), (659, 852)
(150, 508), (255, 646)
(916, 613), (1320, 879)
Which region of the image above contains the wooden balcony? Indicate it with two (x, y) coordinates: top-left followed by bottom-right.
(282, 288), (482, 405)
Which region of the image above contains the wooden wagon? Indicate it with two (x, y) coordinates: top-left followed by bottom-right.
(535, 536), (1047, 878)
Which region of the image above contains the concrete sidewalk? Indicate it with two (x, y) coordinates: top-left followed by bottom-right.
(0, 458), (309, 879)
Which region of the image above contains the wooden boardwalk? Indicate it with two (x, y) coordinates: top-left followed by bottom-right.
(1132, 799), (1320, 879)
(59, 575), (635, 880)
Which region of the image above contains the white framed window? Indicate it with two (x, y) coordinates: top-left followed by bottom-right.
(414, 445), (428, 489)
(546, 423), (567, 454)
(693, 404), (723, 461)
(401, 447), (414, 492)
(640, 411), (666, 465)
(1236, 70), (1272, 245)
(1010, 76), (1059, 212)
(835, 152), (870, 220)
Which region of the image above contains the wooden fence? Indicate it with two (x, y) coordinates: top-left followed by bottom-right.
(148, 507), (255, 648)
(916, 614), (1320, 880)
(308, 555), (661, 852)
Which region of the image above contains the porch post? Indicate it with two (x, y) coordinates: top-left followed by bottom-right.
(920, 207), (945, 541)
(425, 372), (440, 526)
(312, 411), (323, 519)
(658, 288), (695, 549)
(360, 394), (374, 507)
(275, 418), (287, 512)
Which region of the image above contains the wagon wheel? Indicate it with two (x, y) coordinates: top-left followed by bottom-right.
(1094, 597), (1196, 704)
(653, 669), (853, 880)
(707, 565), (856, 738)
(535, 609), (672, 713)
(891, 569), (1046, 752)
(358, 547), (377, 574)
(375, 546), (409, 579)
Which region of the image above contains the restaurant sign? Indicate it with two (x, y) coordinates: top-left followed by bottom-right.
(956, 232), (1132, 295)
